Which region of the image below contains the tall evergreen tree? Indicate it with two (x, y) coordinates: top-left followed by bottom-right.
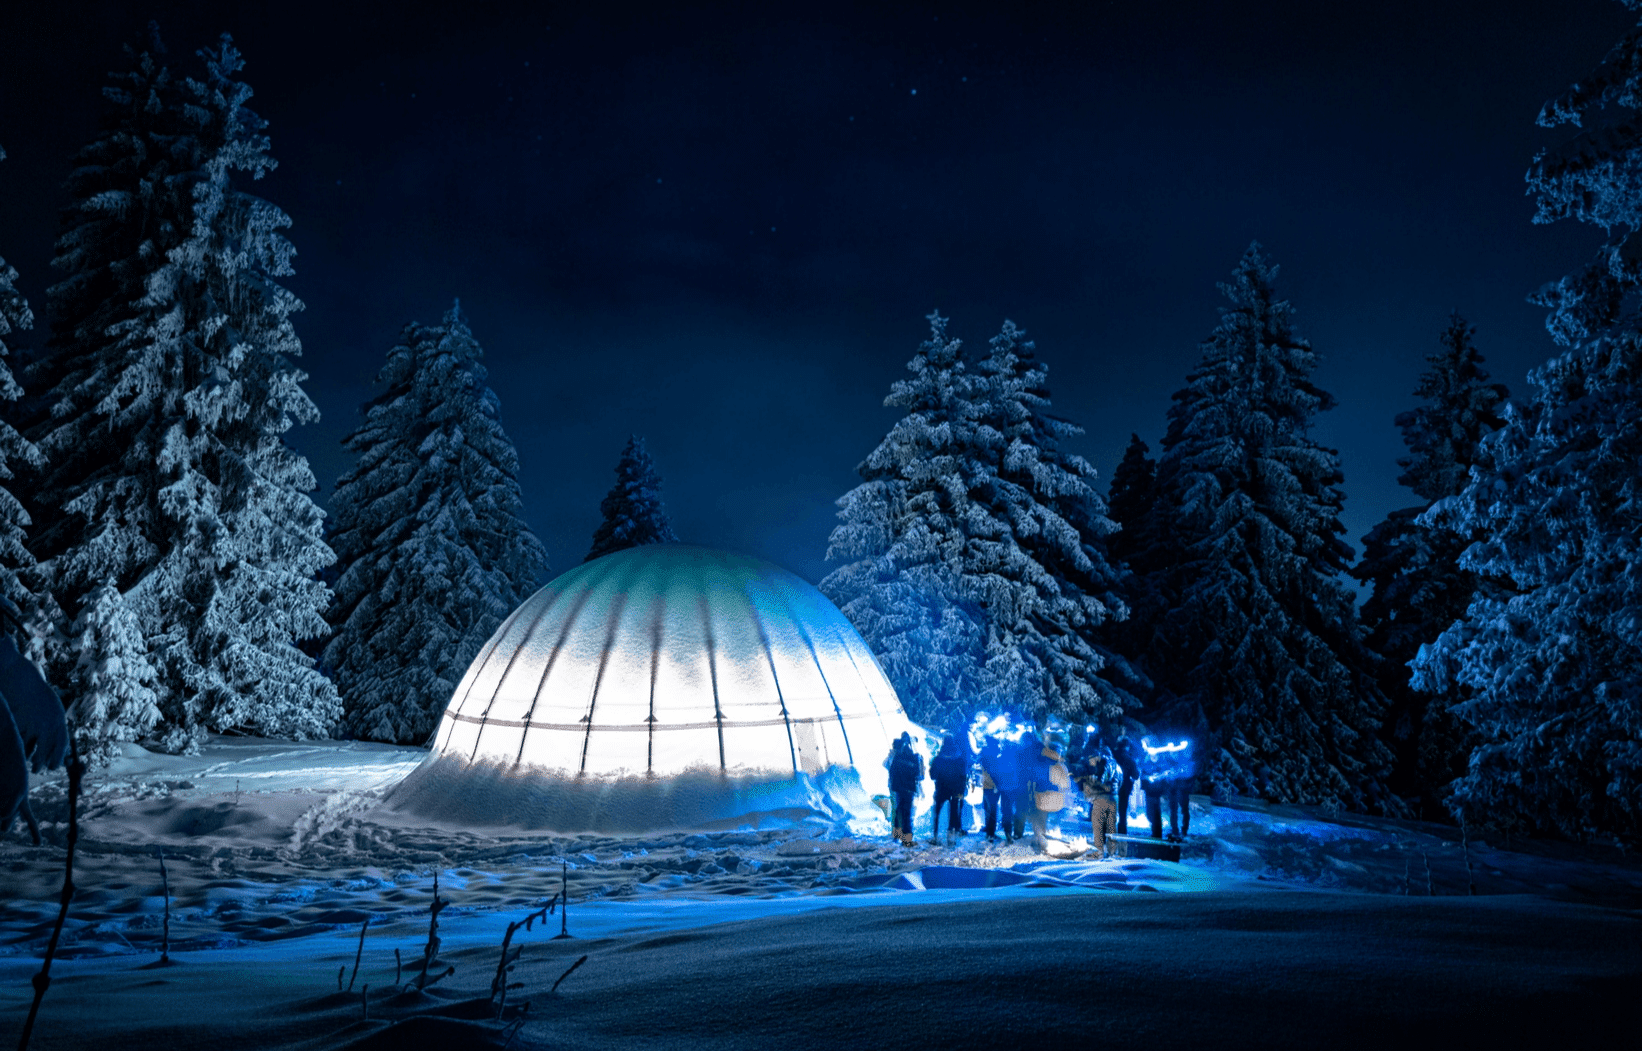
(26, 34), (339, 750)
(969, 320), (1136, 722)
(327, 303), (548, 745)
(823, 312), (990, 730)
(1105, 433), (1168, 675)
(0, 146), (47, 632)
(1414, 7), (1642, 844)
(1354, 315), (1507, 816)
(24, 31), (194, 617)
(66, 579), (161, 766)
(823, 313), (1133, 730)
(585, 436), (678, 561)
(1147, 243), (1391, 811)
(1105, 434), (1157, 572)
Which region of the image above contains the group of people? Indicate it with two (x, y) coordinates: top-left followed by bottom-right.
(881, 721), (1199, 856)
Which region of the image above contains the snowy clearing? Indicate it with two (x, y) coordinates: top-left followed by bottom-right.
(3, 737), (1639, 1049)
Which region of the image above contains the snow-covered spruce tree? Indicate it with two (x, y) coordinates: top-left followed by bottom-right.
(67, 579), (161, 766)
(822, 312), (992, 730)
(1353, 314), (1507, 816)
(0, 146), (48, 638)
(1105, 434), (1158, 572)
(1413, 9), (1642, 844)
(823, 313), (1134, 730)
(968, 320), (1136, 724)
(1148, 243), (1392, 812)
(585, 435), (678, 561)
(326, 303), (548, 745)
(27, 35), (340, 750)
(1104, 433), (1172, 667)
(23, 31), (194, 635)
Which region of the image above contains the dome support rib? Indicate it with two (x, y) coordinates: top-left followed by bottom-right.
(699, 595), (727, 773)
(770, 582), (855, 769)
(746, 576), (799, 777)
(579, 589), (631, 775)
(515, 584), (601, 767)
(646, 597), (665, 776)
(435, 603), (516, 751)
(468, 590), (571, 763)
(831, 626), (893, 734)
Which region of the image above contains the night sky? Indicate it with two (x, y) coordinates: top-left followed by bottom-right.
(0, 1), (1631, 586)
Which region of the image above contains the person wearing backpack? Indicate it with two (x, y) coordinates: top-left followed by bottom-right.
(1077, 752), (1119, 857)
(992, 731), (1028, 844)
(884, 733), (923, 847)
(1023, 732), (1071, 853)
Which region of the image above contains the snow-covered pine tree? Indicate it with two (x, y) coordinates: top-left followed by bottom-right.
(24, 30), (195, 633)
(0, 145), (48, 635)
(27, 34), (339, 750)
(136, 37), (340, 746)
(67, 579), (161, 767)
(1105, 434), (1158, 572)
(1354, 314), (1507, 816)
(1149, 243), (1392, 811)
(968, 320), (1136, 724)
(1104, 433), (1171, 678)
(1392, 316), (1510, 507)
(822, 312), (991, 730)
(327, 303), (548, 745)
(824, 313), (1135, 730)
(1413, 7), (1642, 843)
(585, 436), (678, 561)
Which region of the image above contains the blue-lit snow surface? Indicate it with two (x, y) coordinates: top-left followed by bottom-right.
(6, 735), (1642, 968)
(388, 545), (921, 833)
(5, 737), (1642, 1049)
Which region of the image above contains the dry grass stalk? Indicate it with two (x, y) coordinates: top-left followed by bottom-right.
(551, 954), (588, 993)
(491, 899), (554, 1018)
(18, 753), (85, 1051)
(158, 850), (171, 964)
(348, 917), (368, 991)
(410, 872), (454, 990)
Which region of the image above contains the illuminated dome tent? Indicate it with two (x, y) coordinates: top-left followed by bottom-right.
(385, 544), (921, 833)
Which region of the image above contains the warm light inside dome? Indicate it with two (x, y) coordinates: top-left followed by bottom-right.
(391, 545), (920, 832)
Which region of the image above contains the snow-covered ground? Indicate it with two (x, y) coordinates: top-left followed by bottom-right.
(3, 737), (1640, 1049)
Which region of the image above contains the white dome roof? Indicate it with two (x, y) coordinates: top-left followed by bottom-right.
(389, 545), (918, 832)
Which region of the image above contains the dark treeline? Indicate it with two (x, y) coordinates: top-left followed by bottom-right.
(1, 12), (1640, 849)
(821, 10), (1642, 844)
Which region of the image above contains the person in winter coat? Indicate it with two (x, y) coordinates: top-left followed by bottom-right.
(977, 736), (1004, 841)
(1023, 733), (1071, 853)
(1109, 727), (1140, 835)
(989, 733), (1027, 843)
(1139, 734), (1168, 840)
(1164, 736), (1198, 842)
(884, 732), (924, 846)
(1138, 733), (1195, 841)
(928, 734), (968, 845)
(1078, 757), (1118, 856)
(1066, 733), (1111, 835)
